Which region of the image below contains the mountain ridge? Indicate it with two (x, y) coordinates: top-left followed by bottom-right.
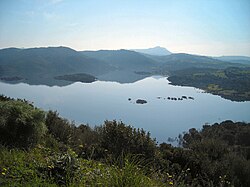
(214, 56), (250, 65)
(131, 46), (171, 56)
(1, 46), (249, 86)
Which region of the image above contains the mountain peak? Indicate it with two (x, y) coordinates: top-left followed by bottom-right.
(131, 46), (171, 56)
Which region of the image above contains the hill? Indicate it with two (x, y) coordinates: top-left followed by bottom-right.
(1, 46), (249, 86)
(214, 56), (250, 65)
(81, 49), (160, 83)
(168, 67), (250, 101)
(149, 53), (248, 75)
(0, 47), (112, 86)
(81, 49), (157, 71)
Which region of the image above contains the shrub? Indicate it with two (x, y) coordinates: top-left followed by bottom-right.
(0, 100), (46, 149)
(98, 120), (157, 159)
(45, 111), (73, 144)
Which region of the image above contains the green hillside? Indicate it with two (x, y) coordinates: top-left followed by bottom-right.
(0, 47), (112, 86)
(168, 67), (250, 101)
(81, 49), (157, 71)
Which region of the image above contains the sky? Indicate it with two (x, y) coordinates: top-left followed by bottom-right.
(0, 0), (250, 56)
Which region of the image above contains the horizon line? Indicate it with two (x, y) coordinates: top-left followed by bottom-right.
(0, 45), (250, 58)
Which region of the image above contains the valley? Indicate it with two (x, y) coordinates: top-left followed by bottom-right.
(0, 46), (250, 101)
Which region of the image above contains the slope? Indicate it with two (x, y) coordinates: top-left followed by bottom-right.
(0, 47), (112, 85)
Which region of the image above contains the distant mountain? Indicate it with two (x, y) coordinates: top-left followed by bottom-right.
(0, 47), (112, 85)
(81, 49), (157, 71)
(131, 46), (171, 56)
(214, 56), (250, 65)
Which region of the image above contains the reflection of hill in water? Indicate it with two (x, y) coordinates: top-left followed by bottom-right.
(0, 70), (151, 86)
(0, 75), (75, 87)
(97, 70), (149, 84)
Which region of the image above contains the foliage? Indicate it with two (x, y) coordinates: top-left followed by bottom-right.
(45, 111), (73, 145)
(0, 99), (46, 149)
(0, 145), (163, 187)
(177, 120), (250, 186)
(98, 120), (157, 159)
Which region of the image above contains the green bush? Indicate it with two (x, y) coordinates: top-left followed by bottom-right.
(45, 111), (73, 144)
(98, 120), (157, 159)
(0, 100), (46, 149)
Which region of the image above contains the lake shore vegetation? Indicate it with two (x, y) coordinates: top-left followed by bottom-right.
(168, 67), (250, 101)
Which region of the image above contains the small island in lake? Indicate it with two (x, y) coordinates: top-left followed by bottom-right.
(136, 99), (147, 104)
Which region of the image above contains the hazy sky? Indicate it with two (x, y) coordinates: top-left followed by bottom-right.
(0, 0), (250, 56)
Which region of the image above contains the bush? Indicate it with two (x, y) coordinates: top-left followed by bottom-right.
(0, 100), (46, 149)
(45, 111), (73, 144)
(98, 120), (157, 159)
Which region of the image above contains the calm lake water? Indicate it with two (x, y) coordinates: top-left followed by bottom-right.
(1, 76), (250, 143)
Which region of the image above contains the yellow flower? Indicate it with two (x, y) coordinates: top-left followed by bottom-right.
(3, 168), (7, 171)
(2, 172), (6, 175)
(168, 175), (173, 178)
(169, 181), (173, 185)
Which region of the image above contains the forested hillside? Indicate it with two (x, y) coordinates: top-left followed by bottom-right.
(0, 47), (112, 86)
(1, 95), (250, 186)
(168, 67), (250, 101)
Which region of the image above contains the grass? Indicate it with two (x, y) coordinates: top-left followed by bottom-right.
(0, 146), (167, 187)
(0, 145), (204, 186)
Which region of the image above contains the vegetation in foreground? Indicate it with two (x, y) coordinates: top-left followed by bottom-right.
(0, 95), (250, 186)
(168, 67), (250, 101)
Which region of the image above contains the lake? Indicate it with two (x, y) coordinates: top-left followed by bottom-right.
(1, 76), (250, 143)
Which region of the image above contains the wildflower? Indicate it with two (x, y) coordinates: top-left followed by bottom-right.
(3, 168), (7, 171)
(169, 181), (173, 185)
(48, 165), (54, 169)
(2, 172), (6, 175)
